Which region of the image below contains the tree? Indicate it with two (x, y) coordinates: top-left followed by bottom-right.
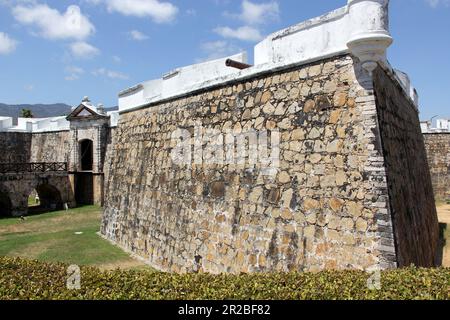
(21, 109), (33, 118)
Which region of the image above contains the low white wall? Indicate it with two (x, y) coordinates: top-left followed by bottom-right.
(436, 119), (450, 131)
(0, 117), (13, 131)
(0, 113), (120, 133)
(254, 7), (349, 66)
(17, 118), (39, 132)
(0, 116), (70, 133)
(394, 69), (419, 107)
(108, 111), (120, 127)
(119, 53), (247, 111)
(162, 52), (248, 97)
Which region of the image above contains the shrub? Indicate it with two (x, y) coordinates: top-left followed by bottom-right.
(0, 257), (448, 300)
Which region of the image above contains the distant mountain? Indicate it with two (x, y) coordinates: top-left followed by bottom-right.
(0, 103), (118, 124)
(0, 103), (73, 120)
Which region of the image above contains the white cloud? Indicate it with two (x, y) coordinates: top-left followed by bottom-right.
(64, 65), (85, 81)
(12, 4), (95, 40)
(112, 55), (121, 63)
(198, 40), (241, 62)
(70, 41), (100, 59)
(92, 68), (129, 80)
(64, 75), (79, 81)
(0, 32), (17, 55)
(128, 30), (149, 41)
(425, 0), (450, 7)
(24, 84), (34, 91)
(90, 0), (178, 23)
(225, 0), (279, 25)
(214, 1), (277, 43)
(214, 25), (263, 42)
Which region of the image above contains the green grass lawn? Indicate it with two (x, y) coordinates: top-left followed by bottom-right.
(0, 206), (150, 270)
(27, 195), (40, 207)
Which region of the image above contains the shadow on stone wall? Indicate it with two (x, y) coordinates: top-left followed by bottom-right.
(0, 132), (32, 163)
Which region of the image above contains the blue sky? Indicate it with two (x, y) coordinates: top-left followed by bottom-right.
(0, 0), (449, 121)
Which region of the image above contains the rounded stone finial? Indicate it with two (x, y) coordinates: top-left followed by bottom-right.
(346, 0), (393, 75)
(82, 96), (90, 102)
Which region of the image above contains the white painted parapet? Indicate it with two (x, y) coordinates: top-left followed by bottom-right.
(17, 118), (38, 132)
(119, 81), (162, 112)
(0, 117), (13, 131)
(394, 69), (419, 107)
(119, 53), (247, 111)
(421, 119), (450, 133)
(255, 0), (393, 74)
(0, 116), (70, 133)
(254, 6), (350, 66)
(0, 96), (120, 133)
(108, 111), (120, 127)
(162, 52), (248, 98)
(436, 119), (450, 131)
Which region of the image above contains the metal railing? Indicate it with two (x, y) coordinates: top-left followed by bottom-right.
(0, 162), (68, 174)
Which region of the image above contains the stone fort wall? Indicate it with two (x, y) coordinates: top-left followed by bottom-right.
(100, 55), (439, 273)
(0, 132), (31, 163)
(0, 131), (71, 164)
(373, 68), (439, 268)
(423, 133), (450, 200)
(30, 131), (72, 163)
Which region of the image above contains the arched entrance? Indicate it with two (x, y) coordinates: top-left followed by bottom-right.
(33, 183), (63, 212)
(80, 139), (93, 171)
(0, 190), (12, 218)
(28, 189), (41, 208)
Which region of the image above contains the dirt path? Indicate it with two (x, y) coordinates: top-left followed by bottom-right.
(437, 204), (450, 224)
(437, 204), (450, 268)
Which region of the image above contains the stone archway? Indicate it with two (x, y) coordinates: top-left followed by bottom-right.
(36, 183), (63, 210)
(34, 183), (64, 211)
(0, 189), (12, 218)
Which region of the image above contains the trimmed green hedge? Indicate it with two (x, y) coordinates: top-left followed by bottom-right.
(0, 257), (448, 300)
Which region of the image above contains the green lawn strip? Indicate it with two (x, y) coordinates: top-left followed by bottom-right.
(28, 196), (39, 207)
(0, 225), (131, 266)
(0, 208), (101, 238)
(0, 217), (101, 238)
(0, 206), (101, 227)
(0, 205), (150, 270)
